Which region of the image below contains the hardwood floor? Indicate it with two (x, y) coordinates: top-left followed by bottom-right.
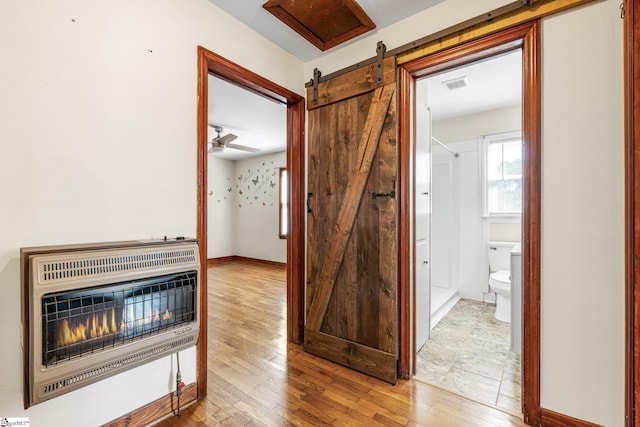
(155, 259), (525, 426)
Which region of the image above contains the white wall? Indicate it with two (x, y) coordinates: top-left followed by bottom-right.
(541, 2), (624, 425)
(207, 152), (286, 263)
(0, 0), (303, 425)
(433, 105), (522, 146)
(490, 223), (521, 242)
(208, 157), (236, 258)
(234, 152), (287, 263)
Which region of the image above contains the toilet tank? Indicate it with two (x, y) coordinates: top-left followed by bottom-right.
(488, 241), (517, 272)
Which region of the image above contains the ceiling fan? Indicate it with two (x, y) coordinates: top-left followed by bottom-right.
(208, 125), (261, 153)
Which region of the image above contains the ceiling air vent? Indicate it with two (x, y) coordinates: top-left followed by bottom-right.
(442, 76), (469, 91)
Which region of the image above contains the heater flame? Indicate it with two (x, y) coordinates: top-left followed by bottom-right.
(57, 304), (175, 347)
(58, 319), (87, 346)
(111, 307), (118, 334)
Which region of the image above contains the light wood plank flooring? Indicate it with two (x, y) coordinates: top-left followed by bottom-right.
(155, 259), (525, 426)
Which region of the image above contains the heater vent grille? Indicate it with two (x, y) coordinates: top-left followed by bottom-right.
(38, 248), (198, 284)
(40, 335), (196, 398)
(24, 240), (200, 407)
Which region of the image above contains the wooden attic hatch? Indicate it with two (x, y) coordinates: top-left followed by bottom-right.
(263, 0), (376, 51)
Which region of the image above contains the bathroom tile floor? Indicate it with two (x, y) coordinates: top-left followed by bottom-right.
(416, 298), (522, 415)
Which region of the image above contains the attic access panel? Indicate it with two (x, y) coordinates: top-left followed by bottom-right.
(263, 0), (376, 51)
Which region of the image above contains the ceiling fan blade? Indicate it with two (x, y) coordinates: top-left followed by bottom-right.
(216, 134), (238, 145)
(225, 142), (261, 152)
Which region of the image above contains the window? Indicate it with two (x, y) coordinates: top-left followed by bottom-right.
(278, 168), (288, 239)
(482, 131), (522, 217)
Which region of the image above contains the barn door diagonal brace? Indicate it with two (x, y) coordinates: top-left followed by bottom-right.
(305, 84), (395, 332)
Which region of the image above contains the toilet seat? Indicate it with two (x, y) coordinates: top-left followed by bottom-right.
(489, 270), (510, 292)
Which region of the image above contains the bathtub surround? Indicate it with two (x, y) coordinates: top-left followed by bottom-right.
(433, 139), (487, 301)
(430, 150), (461, 321)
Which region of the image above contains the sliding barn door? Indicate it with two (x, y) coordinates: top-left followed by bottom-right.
(305, 57), (398, 384)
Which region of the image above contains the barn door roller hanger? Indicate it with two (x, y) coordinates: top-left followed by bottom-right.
(305, 0), (551, 93)
(309, 41), (387, 105)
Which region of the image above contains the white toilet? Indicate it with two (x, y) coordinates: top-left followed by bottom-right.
(488, 241), (517, 323)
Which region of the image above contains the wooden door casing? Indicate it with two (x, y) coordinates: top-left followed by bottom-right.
(305, 57), (398, 384)
(397, 21), (541, 424)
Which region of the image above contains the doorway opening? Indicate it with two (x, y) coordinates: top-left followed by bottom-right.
(196, 46), (305, 400)
(398, 20), (540, 425)
(413, 49), (523, 414)
(206, 74), (288, 265)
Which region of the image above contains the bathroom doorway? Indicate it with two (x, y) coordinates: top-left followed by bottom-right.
(412, 48), (524, 414)
(397, 21), (541, 423)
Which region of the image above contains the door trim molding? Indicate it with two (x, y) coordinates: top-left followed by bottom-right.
(397, 21), (541, 425)
(539, 408), (604, 427)
(196, 47), (306, 399)
(625, 0), (638, 425)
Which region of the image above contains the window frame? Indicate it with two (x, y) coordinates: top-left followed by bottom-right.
(481, 130), (523, 220)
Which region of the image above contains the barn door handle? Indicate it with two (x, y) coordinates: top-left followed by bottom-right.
(307, 192), (313, 213)
(372, 191), (395, 199)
